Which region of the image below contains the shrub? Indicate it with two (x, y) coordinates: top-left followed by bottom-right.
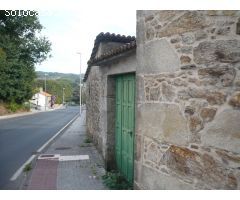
(6, 102), (21, 112)
(102, 171), (133, 190)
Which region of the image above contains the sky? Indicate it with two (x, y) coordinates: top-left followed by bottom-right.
(35, 6), (136, 74)
(3, 0), (240, 75)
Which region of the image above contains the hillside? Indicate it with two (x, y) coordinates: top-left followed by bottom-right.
(34, 71), (85, 104)
(36, 71), (84, 83)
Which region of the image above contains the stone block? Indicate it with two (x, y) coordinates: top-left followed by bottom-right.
(229, 92), (240, 107)
(144, 140), (161, 164)
(137, 39), (180, 74)
(161, 145), (202, 178)
(156, 11), (209, 38)
(194, 40), (240, 65)
(145, 15), (154, 22)
(198, 66), (235, 77)
(138, 103), (190, 146)
(156, 10), (181, 23)
(198, 66), (236, 87)
(161, 81), (175, 101)
(180, 55), (191, 64)
(135, 134), (142, 161)
(173, 78), (188, 87)
(136, 75), (145, 102)
(195, 30), (207, 41)
(145, 27), (155, 40)
(216, 27), (231, 35)
(189, 115), (204, 133)
(207, 10), (240, 16)
(201, 109), (240, 154)
(178, 46), (193, 54)
(200, 107), (217, 122)
(184, 106), (195, 115)
(215, 150), (240, 167)
(188, 88), (226, 105)
(180, 64), (196, 70)
(161, 145), (238, 189)
(137, 18), (146, 44)
(181, 33), (195, 44)
(170, 37), (180, 43)
(141, 165), (193, 189)
(149, 86), (161, 101)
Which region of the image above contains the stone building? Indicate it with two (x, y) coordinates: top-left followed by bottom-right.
(84, 10), (240, 189)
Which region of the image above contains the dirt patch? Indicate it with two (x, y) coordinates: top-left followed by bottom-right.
(0, 104), (10, 116)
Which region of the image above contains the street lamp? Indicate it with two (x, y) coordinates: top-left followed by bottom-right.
(77, 52), (82, 115)
(62, 87), (65, 107)
(44, 73), (47, 111)
(44, 73), (47, 92)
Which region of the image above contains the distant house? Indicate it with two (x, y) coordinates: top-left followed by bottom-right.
(30, 88), (52, 110)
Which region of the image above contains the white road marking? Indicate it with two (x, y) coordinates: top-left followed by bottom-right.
(10, 113), (79, 181)
(36, 154), (89, 161)
(38, 154), (60, 160)
(59, 155), (89, 161)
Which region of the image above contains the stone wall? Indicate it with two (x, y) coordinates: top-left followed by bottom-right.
(86, 66), (103, 153)
(86, 52), (137, 168)
(135, 10), (240, 189)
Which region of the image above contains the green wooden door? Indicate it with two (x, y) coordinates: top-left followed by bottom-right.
(115, 73), (135, 183)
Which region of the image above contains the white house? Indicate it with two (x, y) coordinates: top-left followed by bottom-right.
(30, 88), (52, 110)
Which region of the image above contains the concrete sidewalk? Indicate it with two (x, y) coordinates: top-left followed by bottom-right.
(26, 109), (106, 190)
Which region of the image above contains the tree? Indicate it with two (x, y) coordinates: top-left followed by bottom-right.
(0, 10), (51, 104)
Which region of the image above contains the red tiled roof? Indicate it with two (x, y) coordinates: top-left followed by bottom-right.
(40, 91), (51, 97)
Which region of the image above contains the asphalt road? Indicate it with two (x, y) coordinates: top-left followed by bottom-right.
(0, 106), (79, 189)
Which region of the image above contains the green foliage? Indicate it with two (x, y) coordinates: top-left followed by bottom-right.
(35, 71), (85, 105)
(84, 137), (92, 143)
(0, 10), (51, 105)
(6, 102), (22, 112)
(6, 101), (30, 112)
(23, 163), (32, 172)
(33, 78), (73, 104)
(102, 171), (133, 190)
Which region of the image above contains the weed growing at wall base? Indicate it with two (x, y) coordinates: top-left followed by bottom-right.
(102, 171), (133, 190)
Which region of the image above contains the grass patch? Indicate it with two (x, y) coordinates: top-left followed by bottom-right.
(102, 171), (133, 190)
(23, 163), (32, 172)
(5, 102), (30, 113)
(84, 137), (92, 143)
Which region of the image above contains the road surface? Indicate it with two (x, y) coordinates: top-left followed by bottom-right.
(0, 106), (79, 189)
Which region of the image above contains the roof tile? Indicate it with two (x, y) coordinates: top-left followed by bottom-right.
(84, 32), (136, 82)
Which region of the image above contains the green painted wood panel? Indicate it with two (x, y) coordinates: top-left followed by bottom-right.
(115, 74), (135, 183)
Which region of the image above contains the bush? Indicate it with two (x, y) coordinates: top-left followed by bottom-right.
(6, 102), (22, 112)
(102, 171), (133, 190)
(23, 163), (32, 172)
(6, 102), (30, 113)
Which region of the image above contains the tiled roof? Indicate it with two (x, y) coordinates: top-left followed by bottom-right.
(83, 32), (136, 82)
(40, 91), (51, 97)
(88, 40), (136, 65)
(89, 32), (136, 62)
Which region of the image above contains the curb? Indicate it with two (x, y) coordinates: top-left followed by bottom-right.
(10, 113), (80, 182)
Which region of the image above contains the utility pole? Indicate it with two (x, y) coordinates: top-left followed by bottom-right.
(77, 52), (82, 116)
(62, 87), (65, 107)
